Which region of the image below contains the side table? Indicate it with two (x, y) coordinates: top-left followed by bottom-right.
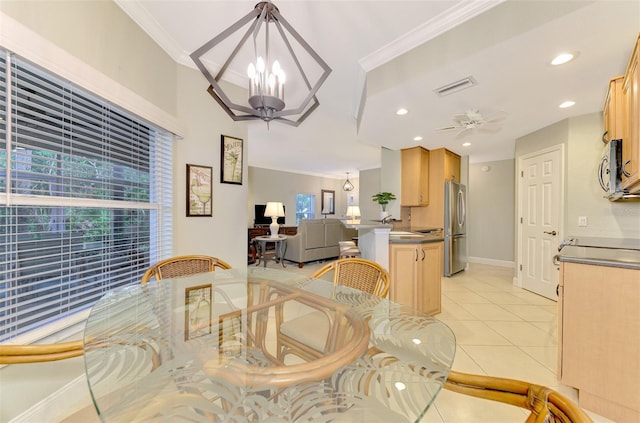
(253, 235), (288, 268)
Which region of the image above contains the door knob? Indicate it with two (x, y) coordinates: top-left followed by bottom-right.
(544, 230), (557, 236)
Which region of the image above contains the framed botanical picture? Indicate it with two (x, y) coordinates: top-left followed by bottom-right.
(185, 284), (212, 341)
(220, 135), (243, 185)
(187, 164), (212, 217)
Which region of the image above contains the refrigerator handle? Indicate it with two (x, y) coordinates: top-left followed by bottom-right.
(457, 189), (466, 227)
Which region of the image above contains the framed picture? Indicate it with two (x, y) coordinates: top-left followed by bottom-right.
(185, 284), (212, 341)
(321, 189), (335, 215)
(186, 164), (212, 217)
(220, 135), (243, 185)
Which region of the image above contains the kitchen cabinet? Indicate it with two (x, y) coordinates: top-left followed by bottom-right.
(401, 146), (429, 206)
(389, 241), (443, 315)
(622, 35), (640, 193)
(558, 261), (640, 423)
(603, 76), (625, 142)
(409, 148), (461, 228)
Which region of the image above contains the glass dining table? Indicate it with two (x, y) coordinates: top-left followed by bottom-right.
(83, 267), (456, 422)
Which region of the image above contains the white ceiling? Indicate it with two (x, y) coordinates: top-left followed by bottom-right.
(116, 0), (640, 178)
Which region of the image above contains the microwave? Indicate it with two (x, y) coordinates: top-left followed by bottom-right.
(598, 139), (625, 200)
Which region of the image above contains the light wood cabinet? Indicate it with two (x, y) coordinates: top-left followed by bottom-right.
(389, 241), (443, 315)
(622, 35), (640, 193)
(401, 147), (429, 206)
(603, 76), (625, 142)
(409, 148), (461, 228)
(558, 262), (640, 422)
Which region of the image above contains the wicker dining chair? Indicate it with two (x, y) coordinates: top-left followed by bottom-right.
(141, 255), (232, 284)
(277, 258), (390, 362)
(311, 257), (390, 298)
(0, 340), (84, 364)
(444, 370), (594, 423)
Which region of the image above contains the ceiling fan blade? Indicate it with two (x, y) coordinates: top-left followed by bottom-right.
(455, 127), (471, 139)
(478, 124), (502, 133)
(436, 126), (459, 131)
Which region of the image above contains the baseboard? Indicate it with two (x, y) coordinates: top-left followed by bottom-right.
(467, 256), (515, 268)
(10, 374), (92, 423)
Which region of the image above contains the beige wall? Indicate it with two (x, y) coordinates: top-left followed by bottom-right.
(565, 113), (640, 238)
(468, 159), (515, 265)
(0, 0), (178, 116)
(175, 67), (248, 265)
(248, 167), (358, 226)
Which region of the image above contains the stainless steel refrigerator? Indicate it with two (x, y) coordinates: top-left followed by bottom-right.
(444, 180), (467, 276)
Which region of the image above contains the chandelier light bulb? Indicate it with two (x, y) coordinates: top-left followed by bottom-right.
(272, 60), (281, 75)
(247, 63), (256, 79)
(279, 70), (286, 84)
(256, 56), (265, 73)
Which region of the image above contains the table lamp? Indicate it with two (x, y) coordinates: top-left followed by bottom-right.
(346, 205), (361, 223)
(264, 201), (285, 237)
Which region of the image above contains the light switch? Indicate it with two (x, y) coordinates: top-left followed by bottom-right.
(578, 216), (587, 227)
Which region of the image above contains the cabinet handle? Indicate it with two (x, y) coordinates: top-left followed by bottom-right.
(415, 249), (418, 262)
(421, 249), (426, 261)
(602, 130), (609, 144)
(622, 159), (631, 178)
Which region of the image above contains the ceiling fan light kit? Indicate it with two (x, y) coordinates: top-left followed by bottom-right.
(190, 1), (331, 127)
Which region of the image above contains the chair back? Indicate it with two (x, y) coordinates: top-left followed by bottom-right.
(141, 255), (231, 284)
(311, 258), (390, 298)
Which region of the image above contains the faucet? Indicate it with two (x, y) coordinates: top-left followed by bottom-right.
(381, 215), (393, 224)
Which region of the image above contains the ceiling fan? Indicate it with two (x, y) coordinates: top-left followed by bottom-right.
(436, 109), (506, 137)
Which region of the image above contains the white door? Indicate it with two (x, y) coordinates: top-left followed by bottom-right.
(519, 146), (563, 300)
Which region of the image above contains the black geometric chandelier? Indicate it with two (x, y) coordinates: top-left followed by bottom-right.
(190, 1), (331, 126)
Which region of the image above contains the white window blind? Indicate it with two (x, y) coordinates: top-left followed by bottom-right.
(0, 49), (173, 342)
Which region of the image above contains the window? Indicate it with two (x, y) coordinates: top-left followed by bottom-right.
(295, 194), (315, 225)
(0, 50), (173, 342)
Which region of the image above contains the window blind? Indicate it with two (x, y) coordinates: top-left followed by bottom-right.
(0, 49), (173, 342)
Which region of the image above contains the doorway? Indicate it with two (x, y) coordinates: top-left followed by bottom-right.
(517, 145), (564, 300)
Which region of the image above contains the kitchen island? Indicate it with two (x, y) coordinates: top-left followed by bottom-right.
(557, 237), (640, 423)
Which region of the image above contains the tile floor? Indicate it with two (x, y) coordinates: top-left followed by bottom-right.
(54, 259), (612, 422)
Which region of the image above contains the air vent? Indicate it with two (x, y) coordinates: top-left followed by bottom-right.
(434, 76), (477, 97)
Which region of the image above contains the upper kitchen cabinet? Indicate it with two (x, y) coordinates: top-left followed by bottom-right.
(622, 34), (639, 193)
(401, 147), (429, 206)
(603, 76), (625, 143)
(441, 148), (461, 183)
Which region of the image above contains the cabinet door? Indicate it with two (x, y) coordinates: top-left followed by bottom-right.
(401, 147), (429, 206)
(418, 242), (443, 315)
(560, 262), (640, 419)
(622, 36), (639, 193)
(389, 244), (419, 308)
(604, 76), (625, 142)
(444, 150), (461, 182)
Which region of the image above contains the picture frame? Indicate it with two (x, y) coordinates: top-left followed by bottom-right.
(220, 135), (243, 185)
(321, 189), (335, 215)
(185, 284), (213, 341)
(186, 164), (212, 217)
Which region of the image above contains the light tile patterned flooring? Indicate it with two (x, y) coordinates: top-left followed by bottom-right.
(57, 259), (612, 422)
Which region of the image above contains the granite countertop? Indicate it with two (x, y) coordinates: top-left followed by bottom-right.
(388, 232), (444, 244)
(557, 237), (640, 270)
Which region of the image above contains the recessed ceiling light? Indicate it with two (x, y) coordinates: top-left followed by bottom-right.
(462, 142), (471, 147)
(551, 52), (576, 66)
(559, 100), (576, 108)
(396, 108), (408, 116)
(413, 136), (423, 141)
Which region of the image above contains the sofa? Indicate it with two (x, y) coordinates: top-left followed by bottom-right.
(283, 219), (356, 268)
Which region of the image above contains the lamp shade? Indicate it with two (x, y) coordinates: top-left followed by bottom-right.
(264, 201), (285, 217)
(346, 205), (361, 219)
(264, 201), (285, 238)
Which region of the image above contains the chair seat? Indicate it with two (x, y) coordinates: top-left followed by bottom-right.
(279, 311), (329, 352)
